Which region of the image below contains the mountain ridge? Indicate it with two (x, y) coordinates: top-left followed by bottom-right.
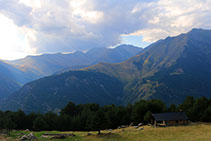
(7, 44), (142, 76)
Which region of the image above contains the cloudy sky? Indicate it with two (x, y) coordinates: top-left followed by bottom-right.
(0, 0), (211, 60)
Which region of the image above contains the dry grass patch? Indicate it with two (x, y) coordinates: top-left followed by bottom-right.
(2, 123), (211, 141)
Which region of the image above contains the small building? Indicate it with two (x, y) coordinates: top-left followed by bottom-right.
(151, 112), (188, 126)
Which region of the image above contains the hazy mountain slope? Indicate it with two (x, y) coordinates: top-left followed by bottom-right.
(0, 71), (123, 113)
(0, 60), (42, 99)
(9, 45), (142, 77)
(2, 29), (211, 113)
(0, 61), (21, 99)
(88, 44), (143, 65)
(9, 52), (88, 76)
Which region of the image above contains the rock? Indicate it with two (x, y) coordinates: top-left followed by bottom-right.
(121, 125), (126, 128)
(138, 123), (143, 127)
(129, 122), (134, 126)
(134, 126), (138, 129)
(20, 135), (28, 141)
(25, 129), (29, 131)
(27, 132), (36, 140)
(138, 127), (144, 130)
(21, 133), (36, 140)
(51, 135), (66, 139)
(42, 133), (75, 138)
(41, 135), (49, 138)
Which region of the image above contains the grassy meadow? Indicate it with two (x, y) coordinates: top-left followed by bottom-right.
(1, 123), (211, 141)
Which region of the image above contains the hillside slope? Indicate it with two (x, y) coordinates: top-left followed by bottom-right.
(0, 60), (43, 99)
(88, 28), (211, 105)
(0, 71), (123, 113)
(0, 61), (21, 99)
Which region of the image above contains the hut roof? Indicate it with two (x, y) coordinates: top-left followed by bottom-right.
(152, 112), (188, 121)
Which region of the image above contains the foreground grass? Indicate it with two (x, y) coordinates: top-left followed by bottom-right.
(2, 123), (211, 141)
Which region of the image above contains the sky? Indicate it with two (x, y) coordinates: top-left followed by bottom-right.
(0, 0), (211, 60)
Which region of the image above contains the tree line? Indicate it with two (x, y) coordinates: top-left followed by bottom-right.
(0, 96), (211, 133)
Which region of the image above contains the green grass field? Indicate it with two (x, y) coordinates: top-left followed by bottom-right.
(2, 123), (211, 141)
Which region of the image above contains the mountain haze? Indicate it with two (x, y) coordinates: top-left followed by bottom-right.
(0, 61), (20, 99)
(0, 61), (39, 99)
(0, 60), (44, 99)
(8, 45), (142, 76)
(1, 29), (211, 113)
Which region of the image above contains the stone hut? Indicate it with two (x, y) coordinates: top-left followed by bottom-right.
(152, 112), (188, 126)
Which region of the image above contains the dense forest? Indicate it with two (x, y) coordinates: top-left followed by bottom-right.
(0, 96), (211, 133)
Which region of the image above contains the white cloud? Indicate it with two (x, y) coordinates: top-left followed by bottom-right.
(19, 0), (42, 9)
(70, 0), (104, 24)
(0, 13), (36, 60)
(130, 0), (211, 42)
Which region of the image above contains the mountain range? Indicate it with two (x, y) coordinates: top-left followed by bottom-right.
(8, 44), (142, 77)
(0, 44), (142, 100)
(1, 28), (211, 113)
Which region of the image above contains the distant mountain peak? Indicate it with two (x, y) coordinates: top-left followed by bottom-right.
(190, 28), (206, 32)
(186, 28), (211, 36)
(115, 44), (141, 48)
